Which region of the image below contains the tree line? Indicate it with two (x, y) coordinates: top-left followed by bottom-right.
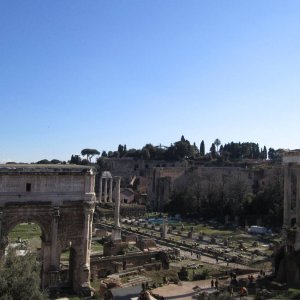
(68, 136), (280, 165)
(24, 136), (281, 165)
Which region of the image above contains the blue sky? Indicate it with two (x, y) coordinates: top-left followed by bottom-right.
(1, 1), (300, 163)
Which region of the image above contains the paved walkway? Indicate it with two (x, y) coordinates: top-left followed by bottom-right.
(151, 274), (259, 300)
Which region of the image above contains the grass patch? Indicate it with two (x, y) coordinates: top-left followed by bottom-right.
(60, 249), (70, 262)
(90, 276), (101, 292)
(91, 240), (104, 253)
(8, 223), (41, 241)
(8, 223), (41, 251)
(144, 268), (179, 285)
(191, 225), (233, 236)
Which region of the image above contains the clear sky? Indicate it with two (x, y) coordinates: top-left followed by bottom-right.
(1, 1), (300, 163)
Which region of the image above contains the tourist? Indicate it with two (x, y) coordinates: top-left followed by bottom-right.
(215, 279), (219, 289)
(239, 287), (247, 299)
(211, 279), (214, 288)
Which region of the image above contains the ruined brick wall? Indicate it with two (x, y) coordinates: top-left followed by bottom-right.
(90, 251), (162, 278)
(136, 238), (157, 251)
(147, 164), (281, 211)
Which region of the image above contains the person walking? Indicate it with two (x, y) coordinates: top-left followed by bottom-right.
(215, 279), (219, 289)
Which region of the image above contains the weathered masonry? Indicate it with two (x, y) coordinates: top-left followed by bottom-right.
(282, 151), (300, 249)
(274, 151), (300, 287)
(0, 164), (96, 296)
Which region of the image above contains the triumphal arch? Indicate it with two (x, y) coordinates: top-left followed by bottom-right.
(0, 164), (96, 295)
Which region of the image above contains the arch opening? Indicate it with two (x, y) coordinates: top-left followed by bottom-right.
(7, 222), (42, 256)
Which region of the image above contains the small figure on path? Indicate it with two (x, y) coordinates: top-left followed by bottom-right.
(215, 279), (219, 289)
(211, 279), (214, 288)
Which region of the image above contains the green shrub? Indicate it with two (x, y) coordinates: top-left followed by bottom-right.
(0, 249), (48, 300)
(288, 288), (300, 299)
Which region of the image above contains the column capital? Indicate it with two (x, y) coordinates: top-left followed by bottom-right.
(83, 202), (95, 214)
(114, 176), (121, 182)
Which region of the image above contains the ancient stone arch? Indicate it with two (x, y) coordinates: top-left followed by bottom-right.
(0, 165), (96, 296)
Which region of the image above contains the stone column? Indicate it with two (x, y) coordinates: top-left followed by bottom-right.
(41, 241), (52, 288)
(0, 210), (2, 242)
(112, 176), (121, 240)
(162, 216), (168, 239)
(295, 170), (300, 251)
(99, 178), (102, 203)
(284, 165), (292, 227)
(90, 170), (95, 193)
(50, 206), (60, 268)
(85, 174), (91, 193)
(114, 176), (121, 228)
(109, 178), (113, 202)
(104, 178), (108, 203)
(297, 170), (300, 227)
(79, 202), (94, 296)
(83, 205), (92, 267)
(83, 203), (94, 268)
(0, 211), (6, 258)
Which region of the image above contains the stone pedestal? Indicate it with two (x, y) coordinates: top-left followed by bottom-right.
(112, 227), (122, 241)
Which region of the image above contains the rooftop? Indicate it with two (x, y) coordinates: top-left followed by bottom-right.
(101, 171), (113, 178)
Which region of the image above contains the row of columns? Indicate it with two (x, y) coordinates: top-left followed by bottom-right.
(99, 177), (113, 203)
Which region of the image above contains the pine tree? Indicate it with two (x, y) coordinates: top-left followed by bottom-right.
(200, 140), (205, 156)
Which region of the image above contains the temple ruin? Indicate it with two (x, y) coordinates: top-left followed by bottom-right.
(98, 171), (113, 203)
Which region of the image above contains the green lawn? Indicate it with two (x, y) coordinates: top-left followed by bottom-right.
(8, 223), (42, 251)
(8, 223), (41, 241)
